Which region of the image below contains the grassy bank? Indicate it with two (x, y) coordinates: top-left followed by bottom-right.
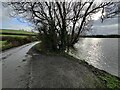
(1, 36), (37, 51)
(34, 43), (120, 89)
(0, 29), (37, 51)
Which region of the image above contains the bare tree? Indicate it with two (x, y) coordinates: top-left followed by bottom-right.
(3, 0), (120, 52)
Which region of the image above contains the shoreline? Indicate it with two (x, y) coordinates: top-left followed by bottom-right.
(27, 43), (120, 88)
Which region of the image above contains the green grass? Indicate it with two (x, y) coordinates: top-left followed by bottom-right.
(98, 74), (120, 88)
(0, 34), (27, 37)
(0, 29), (38, 51)
(0, 40), (7, 44)
(0, 37), (31, 51)
(0, 41), (7, 47)
(0, 40), (10, 50)
(0, 29), (35, 35)
(0, 40), (7, 46)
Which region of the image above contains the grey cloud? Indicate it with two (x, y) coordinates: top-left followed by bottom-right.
(90, 17), (118, 35)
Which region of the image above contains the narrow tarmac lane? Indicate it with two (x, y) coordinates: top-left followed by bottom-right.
(1, 42), (39, 88)
(1, 41), (103, 88)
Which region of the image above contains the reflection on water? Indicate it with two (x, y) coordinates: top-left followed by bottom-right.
(70, 38), (118, 77)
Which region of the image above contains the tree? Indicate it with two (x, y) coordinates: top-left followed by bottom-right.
(3, 0), (120, 52)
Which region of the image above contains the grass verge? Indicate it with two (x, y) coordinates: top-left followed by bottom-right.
(0, 36), (37, 51)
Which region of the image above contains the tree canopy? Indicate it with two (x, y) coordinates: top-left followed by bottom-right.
(3, 0), (120, 52)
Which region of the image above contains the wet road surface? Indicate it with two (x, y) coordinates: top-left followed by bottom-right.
(1, 42), (39, 88)
(0, 58), (2, 89)
(1, 41), (103, 88)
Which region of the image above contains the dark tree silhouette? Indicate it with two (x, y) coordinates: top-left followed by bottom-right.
(3, 0), (120, 52)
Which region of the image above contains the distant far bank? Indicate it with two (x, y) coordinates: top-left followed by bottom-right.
(80, 35), (120, 38)
(1, 29), (120, 38)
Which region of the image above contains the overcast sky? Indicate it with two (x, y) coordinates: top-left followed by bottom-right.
(91, 17), (118, 35)
(0, 2), (119, 34)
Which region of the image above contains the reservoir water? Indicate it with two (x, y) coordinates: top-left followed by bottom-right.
(70, 38), (119, 77)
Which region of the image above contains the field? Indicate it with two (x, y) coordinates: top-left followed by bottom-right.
(0, 29), (37, 51)
(0, 29), (35, 34)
